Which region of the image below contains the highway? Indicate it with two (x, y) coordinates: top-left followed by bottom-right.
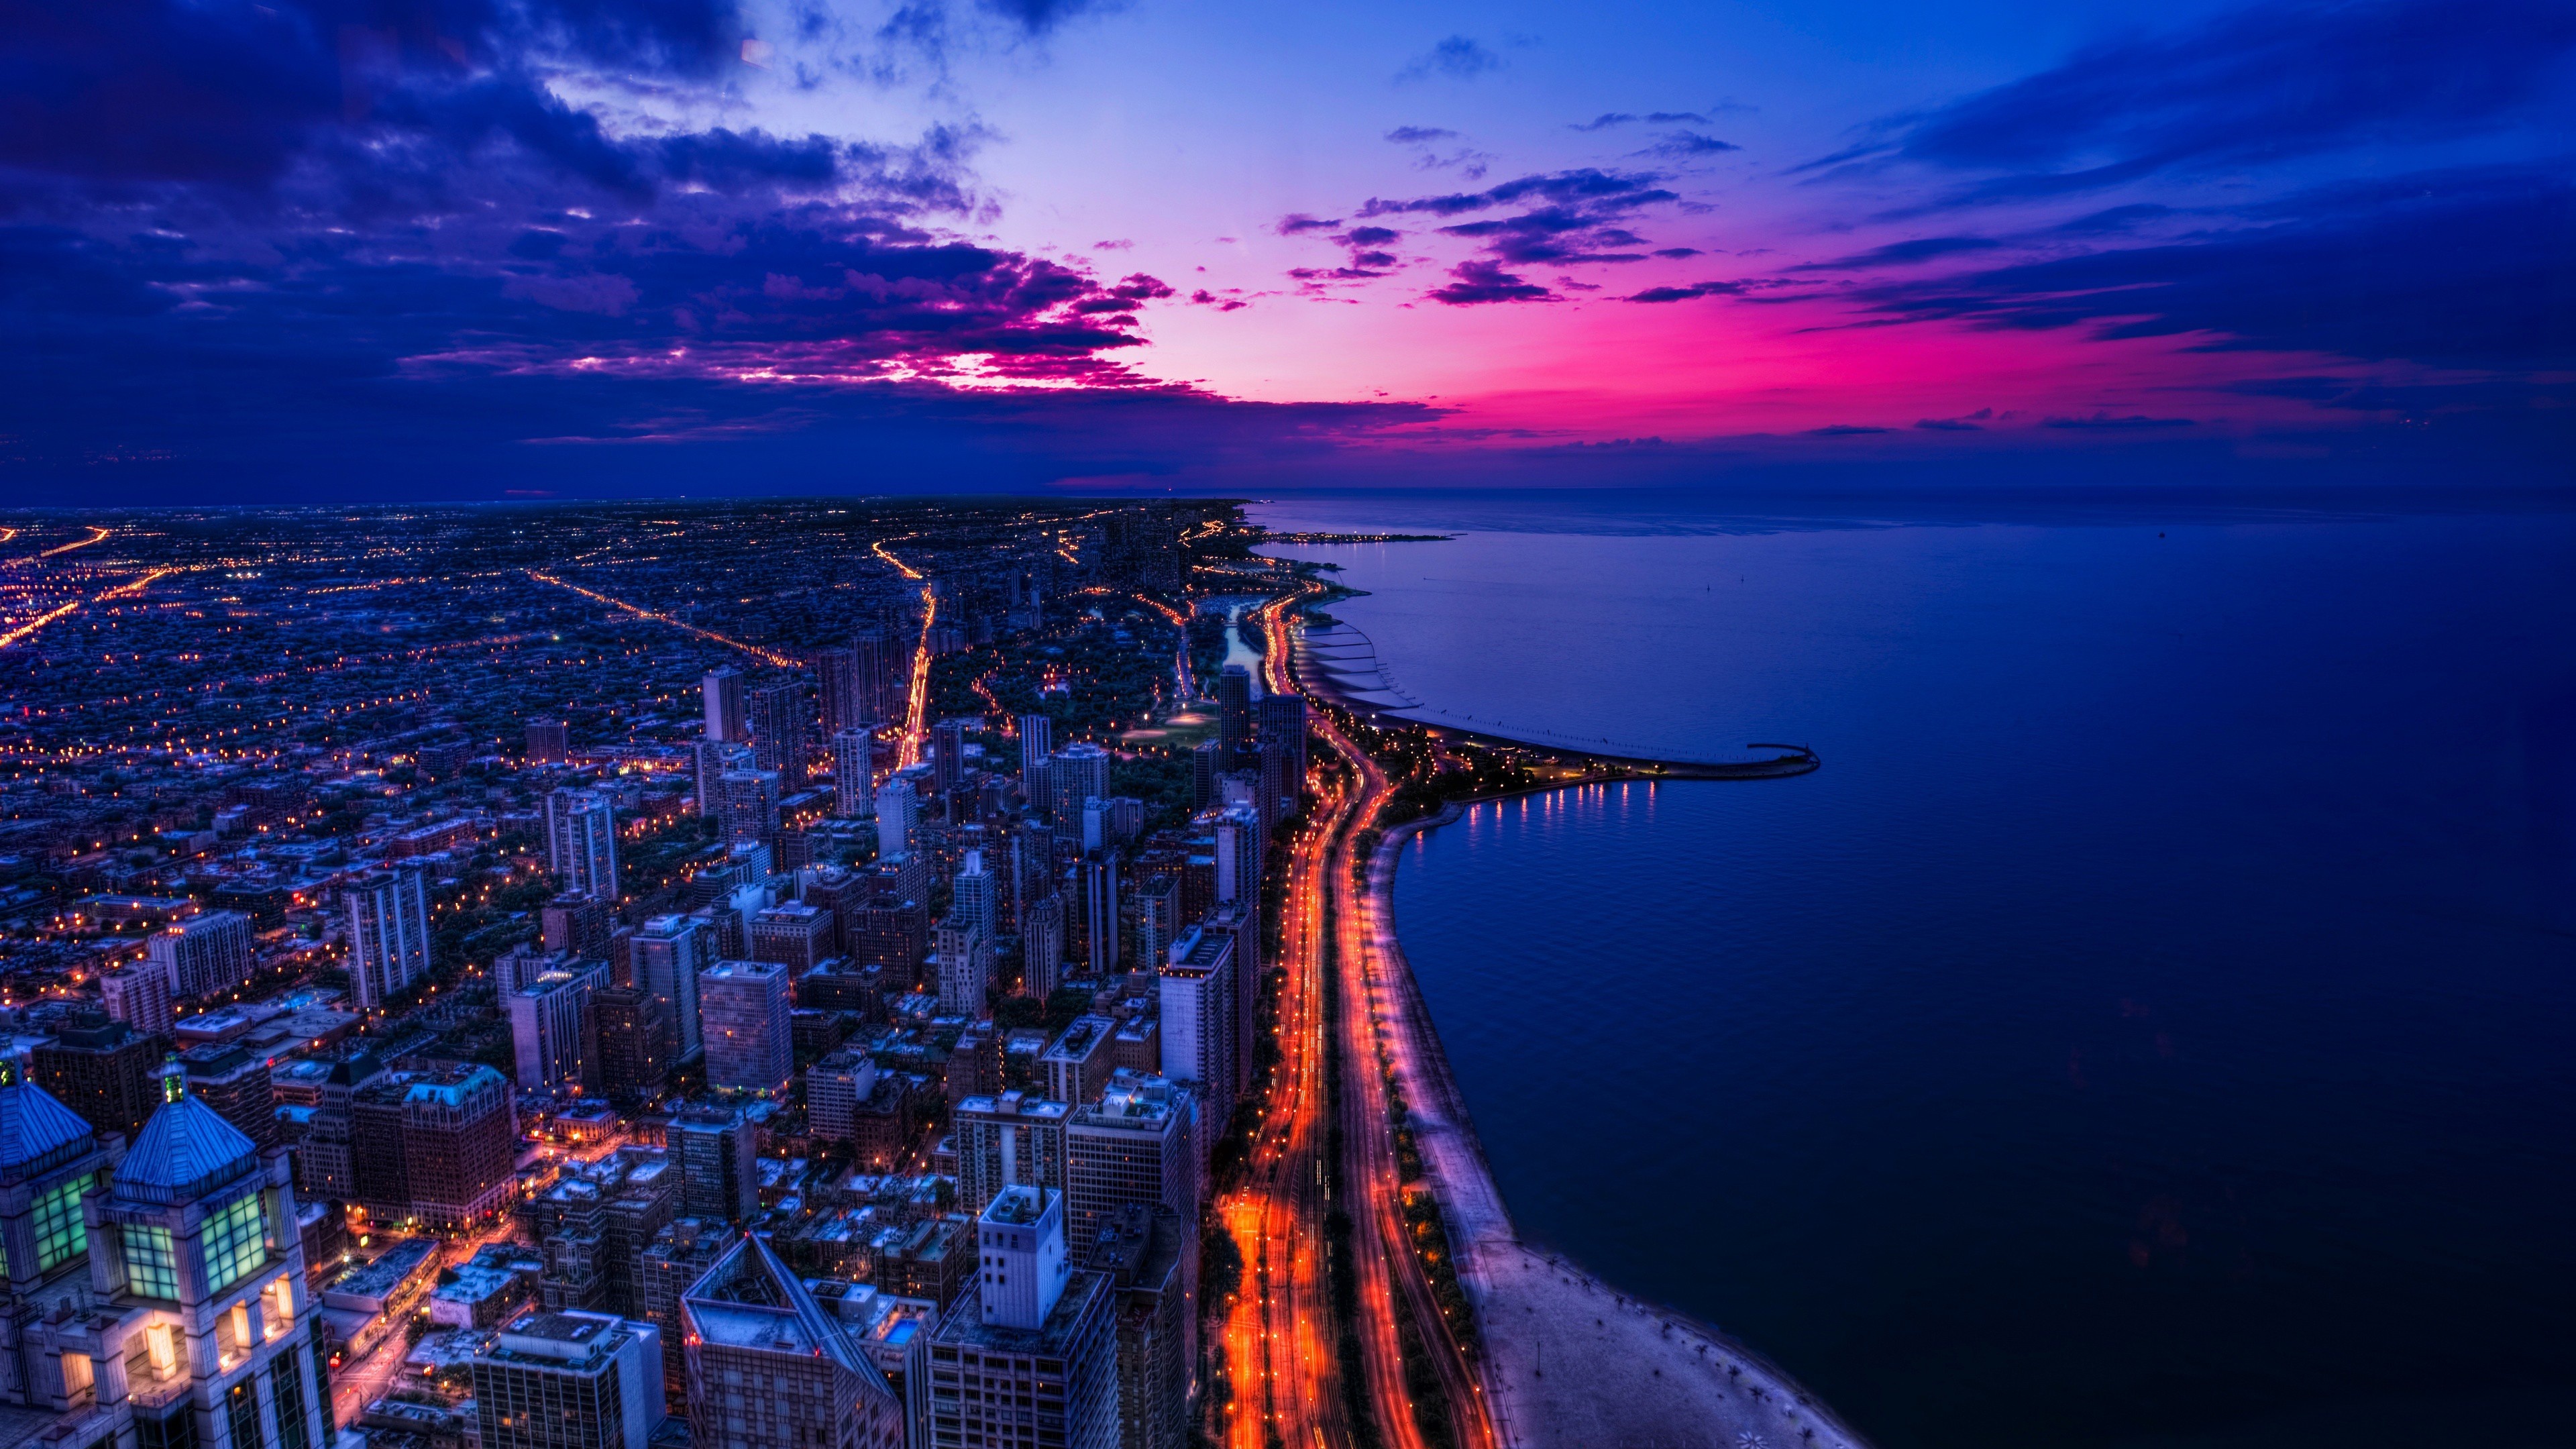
(1208, 586), (1498, 1449)
(0, 566), (172, 651)
(525, 568), (800, 667)
(1214, 592), (1348, 1449)
(874, 539), (934, 767)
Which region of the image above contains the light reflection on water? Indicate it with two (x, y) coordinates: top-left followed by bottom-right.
(1265, 494), (2576, 1449)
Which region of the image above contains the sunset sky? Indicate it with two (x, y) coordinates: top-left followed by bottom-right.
(5, 0), (2571, 498)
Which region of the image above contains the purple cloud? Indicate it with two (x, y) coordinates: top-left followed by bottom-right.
(1427, 260), (1550, 305)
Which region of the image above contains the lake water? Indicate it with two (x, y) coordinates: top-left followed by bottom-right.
(1252, 490), (2576, 1449)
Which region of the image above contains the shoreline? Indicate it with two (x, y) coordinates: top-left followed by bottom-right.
(1360, 794), (1874, 1449)
(1288, 610), (1819, 777)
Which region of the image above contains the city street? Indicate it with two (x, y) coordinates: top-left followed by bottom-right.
(1208, 585), (1499, 1449)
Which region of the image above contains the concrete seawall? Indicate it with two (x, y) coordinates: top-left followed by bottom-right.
(1363, 800), (1874, 1449)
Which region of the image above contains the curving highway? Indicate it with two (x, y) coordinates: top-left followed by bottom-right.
(1206, 585), (1500, 1449)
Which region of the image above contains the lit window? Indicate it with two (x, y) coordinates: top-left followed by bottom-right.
(32, 1172), (94, 1272)
(125, 1226), (180, 1300)
(202, 1192), (268, 1296)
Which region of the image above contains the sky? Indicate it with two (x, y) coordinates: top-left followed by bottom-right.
(2, 0), (2572, 500)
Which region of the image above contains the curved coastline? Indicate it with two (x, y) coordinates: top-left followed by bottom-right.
(1364, 794), (1874, 1449)
(1292, 613), (1820, 777)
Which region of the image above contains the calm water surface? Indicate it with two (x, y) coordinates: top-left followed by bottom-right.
(1254, 492), (2576, 1449)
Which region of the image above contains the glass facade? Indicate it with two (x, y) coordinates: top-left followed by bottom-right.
(201, 1191), (267, 1296)
(471, 1354), (626, 1449)
(270, 1354), (309, 1449)
(309, 1326), (333, 1434)
(125, 1226), (180, 1300)
(225, 1379), (260, 1449)
(136, 1401), (199, 1449)
(31, 1171), (93, 1272)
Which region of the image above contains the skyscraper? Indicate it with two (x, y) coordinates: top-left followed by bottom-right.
(354, 1063), (517, 1226)
(32, 1015), (162, 1141)
(631, 914), (710, 1063)
(543, 892), (613, 960)
(468, 1311), (665, 1449)
(812, 646), (871, 735)
(715, 769), (782, 847)
(804, 1051), (877, 1145)
(702, 667), (747, 743)
(641, 1220), (729, 1404)
(345, 865), (433, 1012)
(510, 963), (606, 1095)
(747, 902), (836, 973)
(748, 682), (810, 788)
(145, 908), (254, 999)
(1049, 743), (1110, 826)
(953, 849), (996, 943)
(1212, 805), (1260, 908)
(0, 1056), (115, 1299)
(694, 739), (753, 817)
(1258, 691), (1308, 808)
(681, 1234), (905, 1449)
(1217, 663), (1253, 768)
(934, 918), (989, 1019)
(851, 629), (899, 722)
(1157, 924), (1236, 1127)
(926, 1187), (1118, 1449)
(1076, 852), (1120, 977)
(1189, 741), (1222, 814)
(1067, 1075), (1197, 1245)
(830, 727), (876, 816)
(930, 718), (968, 798)
(674, 1108), (757, 1224)
(101, 955), (176, 1036)
(1021, 894), (1065, 999)
(1040, 1017), (1116, 1106)
(953, 1090), (1071, 1216)
(1256, 742), (1290, 831)
(698, 961), (792, 1092)
(88, 1062), (333, 1449)
(1087, 1204), (1191, 1449)
(594, 987), (669, 1102)
(873, 778), (918, 857)
(1210, 902), (1260, 1100)
(844, 895), (929, 982)
(180, 1041), (278, 1151)
(1012, 824), (1059, 926)
(1018, 713), (1053, 806)
(528, 718), (571, 763)
(547, 788), (622, 900)
(1133, 876), (1180, 974)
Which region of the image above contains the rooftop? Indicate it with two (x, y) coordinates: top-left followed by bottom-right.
(983, 1184), (1053, 1227)
(955, 1092), (1068, 1122)
(115, 1087), (258, 1204)
(0, 1069), (95, 1178)
(482, 1311), (629, 1366)
(932, 1267), (1108, 1355)
(327, 1236), (438, 1300)
(1040, 1017), (1112, 1062)
(681, 1233), (890, 1397)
